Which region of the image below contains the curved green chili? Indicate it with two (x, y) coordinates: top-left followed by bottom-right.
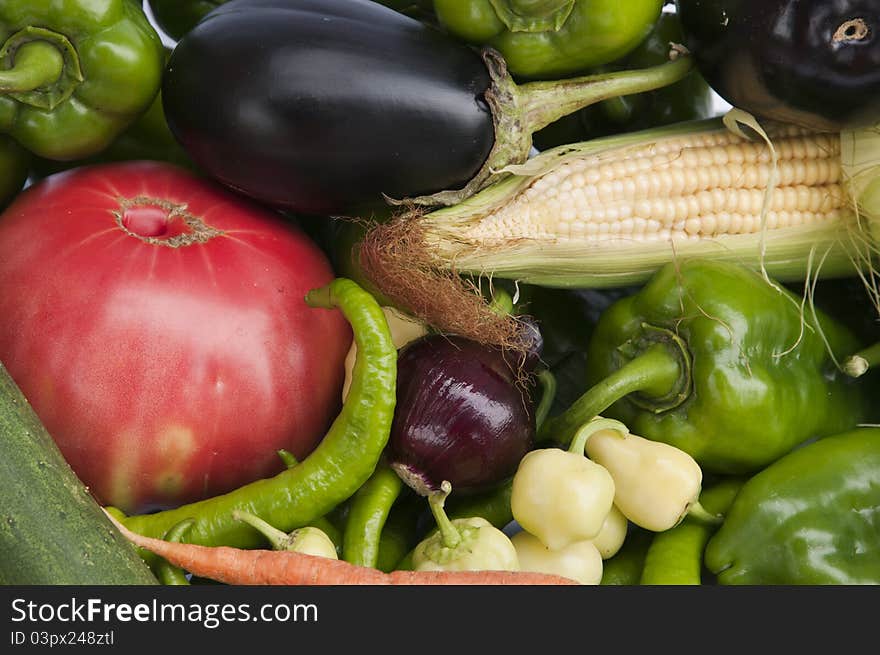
(342, 462), (404, 568)
(271, 449), (344, 552)
(639, 477), (745, 585)
(375, 494), (423, 573)
(153, 519), (195, 586)
(122, 278), (397, 548)
(600, 528), (653, 585)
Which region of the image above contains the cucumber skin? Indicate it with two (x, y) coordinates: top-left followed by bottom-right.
(0, 362), (157, 585)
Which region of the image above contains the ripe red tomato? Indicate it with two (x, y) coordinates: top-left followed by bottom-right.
(0, 162), (351, 514)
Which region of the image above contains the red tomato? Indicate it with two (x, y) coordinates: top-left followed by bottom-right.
(0, 162), (351, 514)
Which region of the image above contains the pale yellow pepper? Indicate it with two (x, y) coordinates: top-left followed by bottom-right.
(232, 510), (338, 559)
(511, 530), (603, 585)
(581, 418), (710, 532)
(591, 504), (628, 559)
(413, 481), (519, 573)
(511, 436), (615, 551)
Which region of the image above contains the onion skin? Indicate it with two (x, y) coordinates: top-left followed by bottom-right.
(388, 335), (535, 496)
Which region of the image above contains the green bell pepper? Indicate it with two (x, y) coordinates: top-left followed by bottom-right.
(705, 428), (880, 585)
(29, 49), (192, 178)
(30, 84), (193, 178)
(433, 0), (665, 79)
(534, 11), (715, 150)
(0, 1), (165, 161)
(0, 133), (28, 209)
(539, 259), (870, 474)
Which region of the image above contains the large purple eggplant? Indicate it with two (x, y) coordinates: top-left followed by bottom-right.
(162, 0), (694, 216)
(677, 0), (880, 131)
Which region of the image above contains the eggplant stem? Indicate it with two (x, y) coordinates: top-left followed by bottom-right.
(389, 49), (695, 209)
(517, 50), (695, 135)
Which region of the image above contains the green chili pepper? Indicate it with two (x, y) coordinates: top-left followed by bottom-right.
(433, 0), (665, 79)
(599, 528), (652, 585)
(0, 1), (165, 161)
(639, 477), (744, 585)
(342, 462), (404, 568)
(375, 493), (423, 573)
(533, 11), (715, 150)
(0, 133), (28, 208)
(121, 278), (397, 548)
(268, 449), (344, 552)
(153, 519), (195, 586)
(706, 428), (880, 585)
(540, 259), (869, 474)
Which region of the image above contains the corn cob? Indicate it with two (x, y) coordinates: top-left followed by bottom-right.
(360, 116), (880, 348)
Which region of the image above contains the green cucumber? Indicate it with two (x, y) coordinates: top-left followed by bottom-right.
(0, 361), (157, 584)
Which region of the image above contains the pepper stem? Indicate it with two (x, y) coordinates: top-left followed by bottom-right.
(516, 51), (694, 136)
(568, 417), (629, 456)
(685, 500), (723, 526)
(427, 481), (462, 549)
(0, 40), (64, 93)
(277, 449), (299, 468)
(539, 340), (686, 446)
(232, 509), (293, 551)
(843, 341), (880, 377)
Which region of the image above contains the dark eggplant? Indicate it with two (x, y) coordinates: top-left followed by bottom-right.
(388, 334), (535, 497)
(676, 0), (880, 131)
(162, 0), (695, 216)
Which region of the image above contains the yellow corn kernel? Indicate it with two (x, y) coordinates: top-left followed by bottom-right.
(461, 131), (845, 244)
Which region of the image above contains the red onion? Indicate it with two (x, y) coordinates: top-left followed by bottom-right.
(387, 334), (536, 496)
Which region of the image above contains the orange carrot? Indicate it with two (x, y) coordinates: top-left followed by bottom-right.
(108, 512), (577, 586)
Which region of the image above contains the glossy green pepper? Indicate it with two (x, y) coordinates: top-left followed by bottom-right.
(0, 1), (165, 160)
(533, 11), (715, 150)
(29, 50), (193, 178)
(540, 259), (869, 474)
(705, 428), (880, 585)
(433, 0), (664, 79)
(0, 134), (28, 208)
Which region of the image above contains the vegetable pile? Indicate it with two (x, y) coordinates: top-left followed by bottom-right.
(1, 0), (879, 586)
